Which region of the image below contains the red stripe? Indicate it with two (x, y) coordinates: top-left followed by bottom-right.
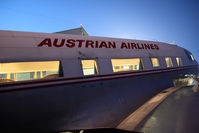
(0, 65), (197, 93)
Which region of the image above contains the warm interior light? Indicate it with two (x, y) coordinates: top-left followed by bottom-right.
(81, 60), (98, 75)
(0, 61), (59, 82)
(151, 58), (160, 67)
(165, 57), (173, 67)
(176, 57), (182, 66)
(111, 58), (143, 72)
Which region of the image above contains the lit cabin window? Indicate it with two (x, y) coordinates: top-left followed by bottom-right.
(151, 58), (160, 67)
(0, 61), (60, 83)
(111, 58), (143, 72)
(165, 57), (173, 67)
(176, 57), (183, 66)
(81, 60), (98, 76)
(190, 54), (195, 61)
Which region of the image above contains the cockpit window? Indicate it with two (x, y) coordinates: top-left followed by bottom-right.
(184, 49), (195, 61)
(0, 61), (60, 83)
(190, 54), (195, 61)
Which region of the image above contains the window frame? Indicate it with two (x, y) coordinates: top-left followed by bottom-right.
(81, 59), (99, 76)
(190, 54), (195, 61)
(165, 57), (173, 68)
(111, 58), (144, 73)
(0, 60), (61, 83)
(184, 49), (195, 61)
(151, 57), (160, 67)
(176, 57), (183, 66)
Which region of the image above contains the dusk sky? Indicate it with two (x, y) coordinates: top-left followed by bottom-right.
(0, 0), (199, 61)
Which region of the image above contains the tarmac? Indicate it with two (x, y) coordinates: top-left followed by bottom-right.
(134, 85), (199, 133)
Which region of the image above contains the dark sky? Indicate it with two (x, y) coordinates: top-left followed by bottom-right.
(0, 0), (199, 61)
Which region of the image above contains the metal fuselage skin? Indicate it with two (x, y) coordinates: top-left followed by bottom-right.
(0, 30), (198, 132)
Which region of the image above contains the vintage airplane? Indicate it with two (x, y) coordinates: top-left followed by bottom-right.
(0, 30), (198, 132)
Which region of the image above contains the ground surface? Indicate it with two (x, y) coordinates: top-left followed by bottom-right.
(135, 85), (199, 133)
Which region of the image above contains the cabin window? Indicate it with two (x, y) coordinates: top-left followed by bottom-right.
(0, 61), (60, 83)
(81, 60), (99, 76)
(176, 57), (183, 66)
(151, 58), (160, 67)
(165, 57), (173, 67)
(111, 58), (144, 72)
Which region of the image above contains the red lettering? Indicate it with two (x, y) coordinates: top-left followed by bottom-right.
(99, 41), (108, 48)
(108, 41), (116, 48)
(121, 42), (128, 49)
(154, 44), (159, 50)
(76, 40), (85, 48)
(137, 43), (143, 49)
(127, 43), (131, 49)
(86, 40), (94, 48)
(95, 41), (99, 48)
(144, 44), (150, 49)
(53, 39), (65, 47)
(150, 44), (155, 49)
(38, 38), (160, 50)
(140, 44), (144, 49)
(66, 39), (75, 48)
(131, 43), (137, 49)
(38, 38), (52, 47)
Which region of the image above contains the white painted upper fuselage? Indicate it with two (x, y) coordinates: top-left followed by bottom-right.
(0, 30), (197, 78)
